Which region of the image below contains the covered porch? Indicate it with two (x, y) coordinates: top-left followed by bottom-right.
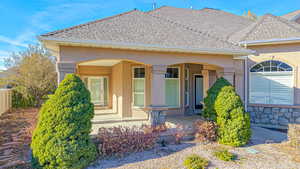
(56, 46), (245, 126)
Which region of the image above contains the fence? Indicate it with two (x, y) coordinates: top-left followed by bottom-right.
(0, 89), (12, 116)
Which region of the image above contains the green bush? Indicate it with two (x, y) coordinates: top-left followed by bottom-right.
(12, 89), (35, 108)
(31, 74), (97, 169)
(203, 77), (231, 121)
(213, 149), (236, 161)
(183, 154), (209, 169)
(215, 86), (251, 147)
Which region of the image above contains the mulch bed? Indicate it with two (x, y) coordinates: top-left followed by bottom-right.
(0, 108), (38, 169)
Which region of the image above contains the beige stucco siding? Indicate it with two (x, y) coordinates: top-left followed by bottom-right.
(59, 46), (236, 68)
(247, 43), (300, 105)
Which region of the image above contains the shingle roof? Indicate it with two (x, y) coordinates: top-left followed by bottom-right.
(229, 14), (300, 42)
(148, 6), (254, 40)
(41, 9), (250, 54)
(282, 10), (300, 20)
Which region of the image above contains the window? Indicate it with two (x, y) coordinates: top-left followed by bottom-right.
(165, 67), (180, 107)
(249, 60), (293, 105)
(184, 68), (189, 106)
(83, 76), (109, 106)
(132, 67), (145, 107)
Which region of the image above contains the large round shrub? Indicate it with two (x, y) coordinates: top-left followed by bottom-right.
(215, 86), (251, 147)
(31, 74), (97, 169)
(203, 77), (231, 121)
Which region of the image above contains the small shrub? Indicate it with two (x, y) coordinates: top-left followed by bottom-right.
(31, 74), (97, 169)
(173, 124), (186, 144)
(213, 149), (236, 161)
(203, 77), (231, 121)
(215, 86), (251, 147)
(98, 125), (158, 157)
(183, 154), (209, 169)
(194, 120), (217, 143)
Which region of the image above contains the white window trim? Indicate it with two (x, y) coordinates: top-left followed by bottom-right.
(165, 66), (181, 108)
(249, 70), (294, 105)
(132, 66), (146, 108)
(82, 76), (109, 106)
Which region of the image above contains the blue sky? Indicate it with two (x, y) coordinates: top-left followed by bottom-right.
(0, 0), (300, 69)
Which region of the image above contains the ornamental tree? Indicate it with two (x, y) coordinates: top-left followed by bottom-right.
(31, 74), (97, 169)
(203, 77), (231, 121)
(215, 86), (251, 147)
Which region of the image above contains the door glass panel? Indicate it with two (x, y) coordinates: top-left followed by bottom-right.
(195, 76), (203, 109)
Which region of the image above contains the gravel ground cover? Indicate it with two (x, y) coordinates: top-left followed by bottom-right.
(88, 126), (300, 169)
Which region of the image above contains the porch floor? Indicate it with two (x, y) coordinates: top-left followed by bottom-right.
(91, 110), (202, 135)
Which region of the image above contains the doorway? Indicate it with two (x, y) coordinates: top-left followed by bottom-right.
(194, 75), (203, 110)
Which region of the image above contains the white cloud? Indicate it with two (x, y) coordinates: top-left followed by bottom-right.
(0, 35), (27, 47)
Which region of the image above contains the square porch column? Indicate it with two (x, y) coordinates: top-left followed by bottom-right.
(56, 62), (76, 84)
(218, 67), (235, 85)
(150, 65), (168, 107)
(149, 65), (168, 126)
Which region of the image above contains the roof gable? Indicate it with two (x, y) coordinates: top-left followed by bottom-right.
(229, 14), (300, 43)
(148, 6), (254, 40)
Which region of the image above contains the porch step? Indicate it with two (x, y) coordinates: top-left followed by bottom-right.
(92, 117), (148, 124)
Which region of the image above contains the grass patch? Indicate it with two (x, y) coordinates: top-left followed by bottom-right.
(183, 154), (209, 169)
(213, 149), (236, 161)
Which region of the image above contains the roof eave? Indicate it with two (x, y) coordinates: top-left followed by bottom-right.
(239, 38), (300, 46)
(39, 36), (254, 56)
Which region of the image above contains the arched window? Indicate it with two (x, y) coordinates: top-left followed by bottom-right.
(249, 60), (294, 105)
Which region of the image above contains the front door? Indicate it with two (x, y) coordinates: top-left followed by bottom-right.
(87, 77), (108, 106)
(194, 75), (204, 110)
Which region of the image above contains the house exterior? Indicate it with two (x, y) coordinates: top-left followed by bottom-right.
(40, 6), (300, 128)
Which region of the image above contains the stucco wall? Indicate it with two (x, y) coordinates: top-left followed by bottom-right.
(59, 46), (235, 68)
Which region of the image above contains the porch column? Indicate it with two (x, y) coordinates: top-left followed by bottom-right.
(149, 65), (167, 126)
(201, 69), (209, 98)
(56, 62), (76, 84)
(219, 67), (235, 85)
(150, 65), (167, 106)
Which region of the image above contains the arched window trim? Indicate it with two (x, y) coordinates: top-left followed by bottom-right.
(250, 60), (293, 73)
(249, 60), (294, 105)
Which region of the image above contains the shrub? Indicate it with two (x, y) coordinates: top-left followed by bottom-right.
(183, 154), (209, 169)
(12, 89), (35, 108)
(172, 124), (186, 144)
(98, 125), (158, 157)
(31, 74), (97, 169)
(203, 77), (231, 121)
(215, 86), (251, 147)
(194, 120), (217, 143)
(213, 149), (236, 161)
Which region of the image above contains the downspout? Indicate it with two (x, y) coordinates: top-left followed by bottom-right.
(244, 43), (248, 112)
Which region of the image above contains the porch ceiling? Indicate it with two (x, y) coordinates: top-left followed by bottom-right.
(78, 59), (121, 66)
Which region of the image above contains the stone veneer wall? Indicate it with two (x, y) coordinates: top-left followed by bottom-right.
(248, 105), (300, 127)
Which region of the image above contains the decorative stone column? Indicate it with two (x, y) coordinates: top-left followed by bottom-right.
(148, 65), (168, 126)
(56, 62), (76, 84)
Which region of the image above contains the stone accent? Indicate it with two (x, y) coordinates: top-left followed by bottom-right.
(248, 106), (300, 128)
